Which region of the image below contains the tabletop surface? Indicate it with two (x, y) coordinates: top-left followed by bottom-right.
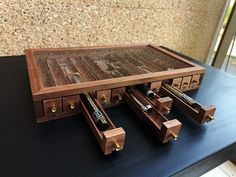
(0, 51), (236, 177)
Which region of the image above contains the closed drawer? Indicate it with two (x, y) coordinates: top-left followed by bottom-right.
(95, 90), (111, 107)
(190, 74), (201, 88)
(150, 81), (162, 91)
(172, 78), (182, 89)
(111, 87), (125, 104)
(43, 98), (62, 116)
(181, 76), (192, 91)
(63, 95), (80, 113)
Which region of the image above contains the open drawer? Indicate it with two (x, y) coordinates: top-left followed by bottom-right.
(81, 93), (125, 155)
(160, 83), (216, 124)
(125, 88), (181, 143)
(149, 95), (173, 115)
(135, 83), (173, 115)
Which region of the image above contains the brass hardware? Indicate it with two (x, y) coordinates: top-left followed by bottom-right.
(173, 84), (179, 88)
(207, 115), (214, 121)
(191, 80), (198, 87)
(182, 82), (188, 88)
(102, 95), (108, 103)
(70, 102), (75, 109)
(117, 94), (122, 101)
(112, 140), (121, 151)
(164, 106), (170, 114)
(51, 106), (57, 113)
(170, 131), (178, 141)
(115, 94), (123, 104)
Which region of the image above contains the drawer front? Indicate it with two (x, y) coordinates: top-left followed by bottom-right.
(43, 98), (62, 116)
(96, 90), (111, 107)
(150, 81), (162, 91)
(181, 76), (192, 91)
(190, 74), (201, 88)
(111, 87), (125, 104)
(172, 78), (182, 89)
(63, 95), (80, 113)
